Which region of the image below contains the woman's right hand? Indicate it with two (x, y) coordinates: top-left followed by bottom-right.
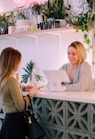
(29, 86), (39, 98)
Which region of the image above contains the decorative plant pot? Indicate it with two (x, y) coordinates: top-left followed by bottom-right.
(60, 19), (66, 27)
(0, 27), (6, 34)
(55, 19), (66, 28)
(16, 19), (31, 27)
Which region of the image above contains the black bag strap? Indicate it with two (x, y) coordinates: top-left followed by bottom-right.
(24, 95), (34, 112)
(27, 94), (31, 105)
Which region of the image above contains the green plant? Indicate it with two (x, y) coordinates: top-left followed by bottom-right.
(16, 10), (27, 20)
(0, 13), (9, 33)
(8, 11), (15, 26)
(83, 33), (93, 52)
(18, 12), (26, 19)
(21, 61), (34, 83)
(35, 74), (43, 82)
(71, 13), (95, 32)
(21, 60), (43, 84)
(68, 1), (95, 51)
(43, 0), (68, 19)
(68, 1), (94, 30)
(32, 2), (42, 15)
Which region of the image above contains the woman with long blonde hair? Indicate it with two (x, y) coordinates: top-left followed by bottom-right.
(60, 41), (93, 91)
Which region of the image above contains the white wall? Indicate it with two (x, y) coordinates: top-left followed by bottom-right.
(0, 0), (47, 13)
(0, 29), (93, 82)
(0, 0), (88, 13)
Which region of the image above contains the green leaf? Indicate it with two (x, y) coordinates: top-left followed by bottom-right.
(86, 39), (90, 45)
(84, 34), (88, 39)
(35, 74), (43, 82)
(21, 60), (34, 83)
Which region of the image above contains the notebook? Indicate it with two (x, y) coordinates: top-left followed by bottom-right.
(43, 70), (70, 92)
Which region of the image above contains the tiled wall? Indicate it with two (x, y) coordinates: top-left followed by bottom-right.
(1, 98), (95, 139)
(32, 98), (95, 139)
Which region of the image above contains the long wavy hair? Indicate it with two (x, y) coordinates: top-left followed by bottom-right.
(0, 47), (21, 90)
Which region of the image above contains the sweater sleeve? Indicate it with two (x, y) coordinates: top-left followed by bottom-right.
(7, 77), (25, 112)
(67, 62), (93, 91)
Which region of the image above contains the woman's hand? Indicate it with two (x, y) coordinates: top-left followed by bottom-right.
(22, 85), (33, 92)
(29, 86), (39, 98)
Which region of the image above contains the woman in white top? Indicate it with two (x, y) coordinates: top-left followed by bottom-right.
(60, 41), (93, 91)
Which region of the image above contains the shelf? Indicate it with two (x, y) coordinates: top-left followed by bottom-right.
(0, 27), (74, 40)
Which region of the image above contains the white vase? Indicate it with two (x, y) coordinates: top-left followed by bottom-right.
(16, 19), (31, 27)
(8, 26), (15, 34)
(37, 15), (43, 24)
(15, 19), (31, 33)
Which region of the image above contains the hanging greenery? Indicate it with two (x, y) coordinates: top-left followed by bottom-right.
(67, 0), (95, 51)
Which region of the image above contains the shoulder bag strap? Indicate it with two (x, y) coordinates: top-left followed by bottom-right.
(27, 95), (34, 112)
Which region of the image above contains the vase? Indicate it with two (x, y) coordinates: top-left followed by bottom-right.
(8, 26), (15, 34)
(55, 19), (66, 28)
(60, 19), (66, 27)
(0, 27), (5, 34)
(16, 19), (31, 33)
(37, 15), (43, 24)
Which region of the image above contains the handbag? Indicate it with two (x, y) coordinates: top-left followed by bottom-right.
(24, 96), (45, 139)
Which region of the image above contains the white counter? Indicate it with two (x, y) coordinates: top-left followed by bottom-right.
(35, 90), (95, 104)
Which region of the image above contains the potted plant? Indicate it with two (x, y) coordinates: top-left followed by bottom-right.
(31, 2), (43, 24)
(21, 60), (34, 83)
(43, 0), (68, 27)
(15, 9), (31, 32)
(67, 1), (95, 51)
(7, 11), (15, 26)
(7, 11), (16, 34)
(21, 60), (43, 84)
(43, 0), (67, 19)
(0, 13), (9, 34)
(32, 2), (42, 15)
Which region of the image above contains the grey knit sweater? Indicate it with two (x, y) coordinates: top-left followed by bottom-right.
(60, 62), (93, 91)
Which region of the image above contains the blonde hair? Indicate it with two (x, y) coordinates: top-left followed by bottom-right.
(0, 47), (21, 90)
(68, 41), (87, 64)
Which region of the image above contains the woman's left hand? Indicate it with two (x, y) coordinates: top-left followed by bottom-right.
(22, 85), (33, 92)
